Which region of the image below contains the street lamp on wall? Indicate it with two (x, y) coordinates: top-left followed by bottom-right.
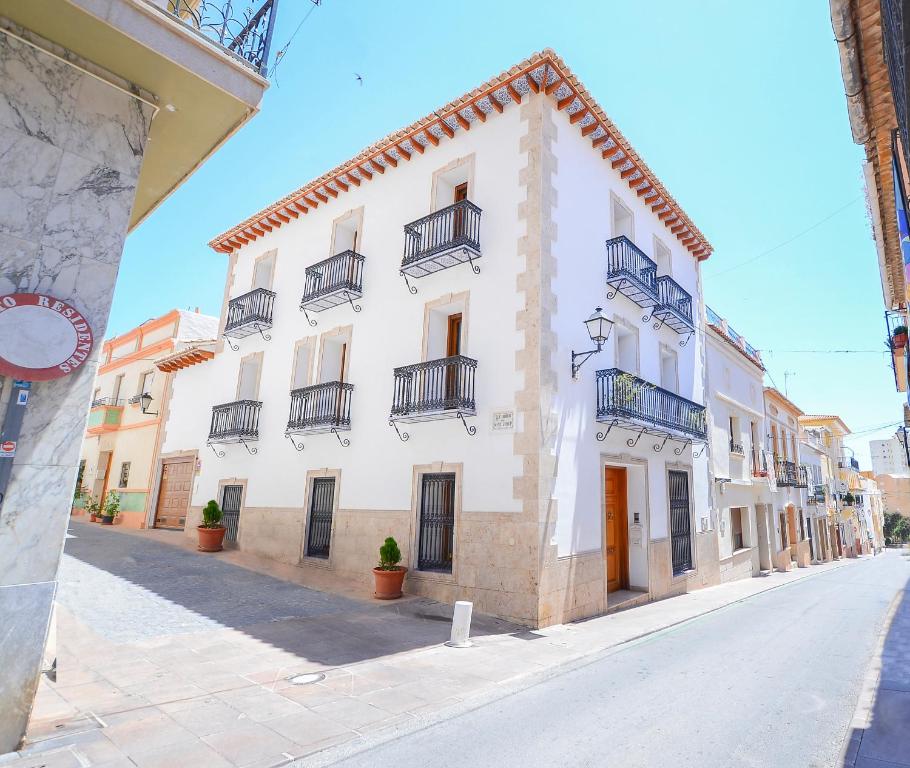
(139, 392), (158, 416)
(571, 306), (614, 379)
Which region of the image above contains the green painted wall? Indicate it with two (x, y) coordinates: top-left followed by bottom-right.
(116, 491), (147, 513)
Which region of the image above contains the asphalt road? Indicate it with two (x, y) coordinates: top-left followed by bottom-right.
(327, 552), (910, 768)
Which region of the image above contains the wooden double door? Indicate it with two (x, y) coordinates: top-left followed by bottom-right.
(154, 459), (193, 529)
(604, 466), (629, 593)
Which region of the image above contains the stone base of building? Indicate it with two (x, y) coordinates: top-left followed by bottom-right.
(720, 547), (759, 583)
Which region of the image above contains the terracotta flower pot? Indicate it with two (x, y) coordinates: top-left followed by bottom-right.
(100, 515), (114, 525)
(893, 332), (908, 349)
(89, 514), (97, 522)
(198, 525), (226, 552)
(373, 566), (407, 600)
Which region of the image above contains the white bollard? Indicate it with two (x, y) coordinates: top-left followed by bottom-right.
(445, 600), (473, 648)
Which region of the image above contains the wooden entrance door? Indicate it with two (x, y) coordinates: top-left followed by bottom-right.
(604, 466), (629, 593)
(154, 459), (193, 529)
(786, 507), (798, 560)
(93, 451), (112, 505)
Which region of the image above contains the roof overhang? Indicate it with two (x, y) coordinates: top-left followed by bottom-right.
(156, 343), (215, 372)
(208, 49), (712, 261)
(799, 414), (852, 435)
(0, 0), (269, 231)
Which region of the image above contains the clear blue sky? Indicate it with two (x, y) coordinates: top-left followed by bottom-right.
(112, 0), (902, 468)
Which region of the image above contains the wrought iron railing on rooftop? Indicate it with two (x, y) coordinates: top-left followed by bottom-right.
(163, 0), (279, 76)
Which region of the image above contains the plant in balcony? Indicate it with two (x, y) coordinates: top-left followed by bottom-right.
(197, 499), (226, 552)
(373, 536), (407, 600)
(100, 491), (120, 525)
(891, 325), (908, 349)
(843, 492), (855, 507)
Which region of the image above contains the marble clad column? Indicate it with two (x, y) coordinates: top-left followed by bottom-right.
(0, 22), (153, 753)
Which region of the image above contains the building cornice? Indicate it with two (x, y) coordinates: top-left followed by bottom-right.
(209, 49), (712, 260)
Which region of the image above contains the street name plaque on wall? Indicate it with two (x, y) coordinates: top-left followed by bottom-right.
(0, 293), (94, 381)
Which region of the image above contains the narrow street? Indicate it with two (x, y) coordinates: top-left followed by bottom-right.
(325, 552), (910, 768)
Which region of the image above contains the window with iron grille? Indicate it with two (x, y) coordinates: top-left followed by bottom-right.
(221, 485), (243, 544)
(418, 473), (455, 572)
(306, 478), (335, 559)
(118, 462), (130, 488)
(668, 470), (692, 575)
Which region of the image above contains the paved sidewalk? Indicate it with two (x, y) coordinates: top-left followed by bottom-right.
(2, 521), (864, 768)
(841, 550), (910, 768)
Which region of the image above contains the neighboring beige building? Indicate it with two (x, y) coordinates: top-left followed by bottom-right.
(875, 473), (910, 517)
(75, 310), (217, 529)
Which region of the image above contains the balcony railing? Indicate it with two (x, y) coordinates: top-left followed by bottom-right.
(287, 381), (353, 433)
(838, 457), (860, 471)
(208, 400), (261, 443)
(91, 397), (124, 408)
(390, 355), (477, 422)
(401, 200), (482, 280)
(809, 486), (827, 506)
(224, 287), (275, 340)
(729, 440), (745, 456)
(773, 457), (808, 487)
(163, 0), (279, 76)
(594, 368), (706, 439)
(651, 275), (694, 334)
(605, 236), (659, 311)
(300, 251), (364, 315)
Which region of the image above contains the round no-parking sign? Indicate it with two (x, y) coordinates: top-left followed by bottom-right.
(0, 293), (94, 381)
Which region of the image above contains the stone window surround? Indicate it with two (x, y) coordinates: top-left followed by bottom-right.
(663, 462), (699, 583)
(314, 324), (353, 384)
(430, 153), (476, 212)
(235, 351), (264, 401)
(420, 291), (470, 361)
(407, 461), (463, 585)
(599, 453), (651, 598)
(216, 250), (239, 354)
(300, 468), (342, 569)
(328, 206), (365, 257)
(217, 477), (248, 546)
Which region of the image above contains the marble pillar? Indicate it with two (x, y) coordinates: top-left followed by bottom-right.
(0, 24), (152, 753)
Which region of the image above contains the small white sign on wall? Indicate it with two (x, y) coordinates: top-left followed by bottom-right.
(629, 523), (643, 547)
(491, 409), (515, 433)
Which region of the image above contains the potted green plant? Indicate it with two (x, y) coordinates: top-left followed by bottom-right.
(373, 536), (407, 599)
(197, 499), (226, 552)
(892, 325), (908, 349)
(844, 492), (855, 506)
(100, 490), (120, 525)
(85, 494), (99, 522)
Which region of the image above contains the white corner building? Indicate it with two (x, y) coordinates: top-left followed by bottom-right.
(159, 49), (719, 627)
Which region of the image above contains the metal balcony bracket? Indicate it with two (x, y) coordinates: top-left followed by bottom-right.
(466, 251), (481, 275)
(255, 324), (272, 342)
(652, 315), (667, 332)
(626, 429), (645, 448)
(456, 411), (477, 436)
(285, 433), (305, 451)
(641, 311), (652, 323)
(653, 434), (671, 453)
(300, 306), (317, 328)
(207, 442), (226, 458)
(331, 428), (351, 447)
(390, 419), (410, 442)
(222, 334), (240, 352)
(401, 271), (417, 295)
(673, 439), (691, 456)
(343, 291), (362, 313)
(679, 333), (692, 348)
(606, 279), (625, 301)
(595, 419), (618, 442)
(693, 443), (707, 459)
(239, 438), (258, 455)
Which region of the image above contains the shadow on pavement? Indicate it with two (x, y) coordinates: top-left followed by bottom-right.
(841, 549), (910, 767)
(62, 521), (519, 668)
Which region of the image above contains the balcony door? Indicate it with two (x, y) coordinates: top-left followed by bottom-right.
(445, 313), (462, 404)
(252, 252), (275, 291)
(237, 356), (260, 401)
(452, 182), (468, 240)
(604, 466), (629, 593)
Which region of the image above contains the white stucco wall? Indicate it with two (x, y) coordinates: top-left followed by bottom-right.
(164, 107), (528, 515)
(548, 104), (705, 558)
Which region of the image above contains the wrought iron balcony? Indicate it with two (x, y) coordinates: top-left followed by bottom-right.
(752, 451), (768, 477)
(163, 0), (279, 76)
(594, 368), (706, 440)
(390, 355), (477, 422)
(299, 251), (364, 321)
(605, 236), (659, 311)
(729, 440), (745, 456)
(400, 200), (482, 285)
(838, 456), (860, 471)
(224, 287), (275, 343)
(651, 275), (694, 335)
(208, 400), (261, 447)
(286, 381), (353, 434)
(773, 456), (804, 487)
(91, 397), (124, 408)
(809, 486), (827, 506)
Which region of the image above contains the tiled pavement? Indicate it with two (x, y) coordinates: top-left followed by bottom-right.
(1, 520), (873, 768)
